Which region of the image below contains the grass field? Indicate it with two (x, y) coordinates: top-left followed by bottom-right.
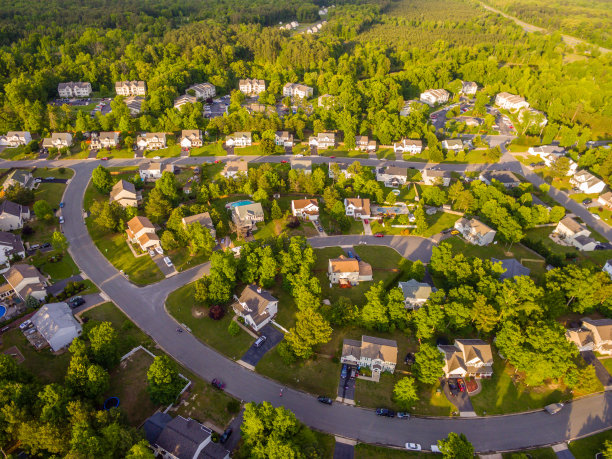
(29, 249), (80, 281)
(568, 430), (612, 459)
(190, 143), (226, 157)
(355, 444), (432, 458)
(144, 144), (180, 158)
(502, 447), (557, 459)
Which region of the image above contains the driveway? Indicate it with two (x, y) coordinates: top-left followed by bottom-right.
(334, 442), (355, 459)
(87, 149), (98, 159)
(133, 148), (144, 158)
(151, 253), (177, 277)
(581, 351), (612, 388)
(337, 366), (356, 402)
(46, 274), (84, 296)
(239, 324), (283, 367)
(443, 379), (475, 415)
(362, 219), (372, 235)
(71, 293), (108, 315)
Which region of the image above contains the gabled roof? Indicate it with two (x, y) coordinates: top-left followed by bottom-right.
(0, 200), (26, 218)
(110, 180), (137, 200)
(127, 216), (154, 233)
(292, 199), (318, 211)
(235, 285), (277, 325)
(491, 258), (531, 280)
(398, 279), (433, 301)
(143, 412), (172, 444)
(5, 264), (44, 288)
(31, 302), (81, 346)
(234, 203), (264, 220)
(182, 212), (214, 229)
(481, 170), (519, 184)
(583, 318), (612, 342)
(329, 255), (359, 274)
(155, 416), (211, 459)
(361, 336), (398, 363)
(222, 161), (248, 174)
(290, 159), (312, 170)
(382, 166), (407, 177)
(344, 198), (370, 215)
(558, 216), (587, 234)
(0, 231), (24, 254)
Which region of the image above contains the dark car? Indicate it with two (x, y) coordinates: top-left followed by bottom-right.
(212, 378), (226, 390)
(219, 428), (233, 444)
(376, 408), (395, 417)
(41, 242), (52, 249)
(347, 250), (354, 258)
(59, 202), (65, 208)
(341, 364), (348, 379)
(68, 297), (85, 309)
(448, 381), (459, 396)
(583, 198), (593, 205)
(317, 396), (333, 405)
(404, 352), (415, 365)
(397, 412), (411, 419)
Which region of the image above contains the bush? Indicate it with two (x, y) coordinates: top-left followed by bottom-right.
(276, 341), (297, 365)
(227, 399), (241, 413)
(208, 305), (225, 320)
(228, 321), (240, 336)
(286, 216), (300, 229)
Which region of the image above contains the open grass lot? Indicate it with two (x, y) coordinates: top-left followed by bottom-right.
(502, 447), (557, 459)
(355, 443), (430, 458)
(318, 149), (369, 159)
(33, 167), (73, 208)
(33, 167), (74, 179)
(590, 206), (612, 225)
(255, 216), (319, 241)
(167, 247), (209, 272)
(423, 212), (460, 237)
(144, 144), (180, 158)
(29, 249), (80, 281)
(190, 142), (226, 157)
(0, 146), (31, 160)
(568, 430), (612, 459)
(165, 283), (253, 360)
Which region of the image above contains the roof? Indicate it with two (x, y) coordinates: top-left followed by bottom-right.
(292, 199), (318, 211)
(398, 279), (433, 301)
(5, 264), (44, 288)
(198, 441), (231, 459)
(481, 170), (520, 184)
(96, 131), (119, 141)
(0, 231), (24, 254)
(344, 198), (370, 216)
(110, 180), (137, 200)
(116, 80), (146, 88)
(491, 258), (531, 280)
(275, 131), (293, 140)
(143, 412), (172, 444)
(138, 232), (160, 246)
(422, 88), (449, 98)
(229, 132), (251, 140)
(456, 339), (493, 364)
(398, 139), (422, 147)
(0, 200), (26, 218)
(234, 203), (264, 220)
(443, 139), (463, 148)
(358, 260), (372, 277)
(139, 161), (165, 172)
(531, 145), (565, 155)
(574, 235), (597, 247)
(361, 336), (398, 363)
(290, 159), (312, 170)
(6, 169), (32, 186)
(31, 302), (81, 345)
(235, 285), (277, 325)
(599, 191), (612, 205)
(559, 216), (587, 234)
(127, 216), (154, 233)
(382, 166), (407, 177)
(222, 161), (248, 174)
(456, 217), (494, 236)
(155, 416), (212, 459)
(182, 212), (214, 229)
(583, 318), (612, 342)
(329, 255), (359, 274)
(423, 169), (451, 178)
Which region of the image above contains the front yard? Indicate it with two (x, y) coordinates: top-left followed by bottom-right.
(29, 249), (80, 281)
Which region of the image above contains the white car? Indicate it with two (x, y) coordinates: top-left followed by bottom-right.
(405, 443), (421, 451)
(153, 156), (161, 159)
(34, 178), (42, 183)
(155, 246), (164, 255)
(59, 216), (64, 224)
(295, 154), (304, 157)
(148, 249), (155, 257)
(19, 320), (32, 331)
(592, 214), (601, 220)
(163, 256), (173, 267)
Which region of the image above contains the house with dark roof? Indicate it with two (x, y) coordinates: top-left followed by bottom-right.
(3, 169), (34, 190)
(31, 302), (82, 352)
(341, 335), (398, 374)
(438, 339), (494, 378)
(491, 258), (531, 281)
(0, 200), (30, 231)
(376, 166), (407, 188)
(0, 231), (25, 268)
(479, 171), (520, 188)
(566, 318), (612, 356)
(231, 202), (264, 230)
(232, 285), (278, 331)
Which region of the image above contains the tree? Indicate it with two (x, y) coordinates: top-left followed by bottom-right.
(145, 188), (172, 224)
(271, 200), (282, 220)
(92, 165), (113, 193)
(602, 440), (612, 459)
(51, 231), (68, 251)
(550, 157), (570, 178)
(438, 432), (474, 459)
(125, 440), (156, 459)
(393, 377), (419, 409)
(285, 307), (332, 359)
(155, 171), (179, 201)
(147, 355), (184, 405)
(386, 191), (397, 205)
(86, 364), (110, 398)
(549, 206), (565, 222)
(88, 322), (119, 369)
(186, 223), (216, 256)
(413, 206), (428, 235)
(33, 200), (53, 221)
(414, 342), (444, 384)
(361, 282), (389, 331)
(422, 187), (447, 206)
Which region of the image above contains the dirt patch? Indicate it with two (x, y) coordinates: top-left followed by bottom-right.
(3, 345), (25, 364)
(192, 306), (208, 318)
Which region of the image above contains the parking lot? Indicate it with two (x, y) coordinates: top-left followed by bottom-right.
(240, 324), (284, 367)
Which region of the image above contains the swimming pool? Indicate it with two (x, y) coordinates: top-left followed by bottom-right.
(0, 306), (6, 319)
(229, 200), (254, 208)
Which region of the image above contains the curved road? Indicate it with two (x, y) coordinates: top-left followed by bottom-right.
(4, 157), (612, 452)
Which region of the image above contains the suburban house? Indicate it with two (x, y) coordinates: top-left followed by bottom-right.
(491, 258), (531, 281)
(376, 166), (408, 188)
(282, 83), (314, 99)
(0, 231), (25, 268)
(393, 138), (423, 155)
(454, 217), (497, 246)
(226, 132), (252, 148)
(182, 212), (216, 239)
(239, 79), (266, 95)
(109, 180), (141, 208)
(0, 200), (30, 231)
(5, 131), (31, 147)
(275, 131), (294, 147)
(139, 161), (175, 181)
(144, 413), (230, 459)
(597, 192), (612, 209)
(233, 285), (278, 332)
(115, 80), (146, 96)
(42, 133), (72, 149)
(309, 132), (336, 149)
(441, 139), (463, 151)
(554, 216), (598, 251)
(180, 130), (203, 149)
(420, 88), (449, 105)
(187, 82), (216, 100)
(125, 96), (143, 115)
(542, 154), (577, 176)
(566, 318), (612, 356)
(290, 158), (312, 174)
(174, 94), (197, 109)
(438, 339), (494, 378)
(603, 260), (612, 280)
(3, 264), (47, 301)
(329, 162), (352, 179)
(328, 255), (373, 286)
(31, 302), (82, 352)
(398, 279), (434, 309)
(221, 161), (248, 179)
(341, 336), (398, 374)
(136, 132), (167, 150)
(570, 170), (606, 194)
(422, 169), (451, 186)
(58, 81), (92, 98)
(344, 198), (370, 220)
(232, 202), (265, 230)
(90, 131), (119, 150)
(355, 136), (377, 152)
(527, 145), (565, 157)
(126, 216), (161, 251)
(461, 81), (478, 95)
(479, 171), (521, 188)
(494, 92), (530, 111)
(291, 199), (319, 220)
(3, 169), (34, 190)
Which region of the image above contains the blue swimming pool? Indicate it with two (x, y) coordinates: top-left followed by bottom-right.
(0, 306), (6, 319)
(230, 200), (254, 208)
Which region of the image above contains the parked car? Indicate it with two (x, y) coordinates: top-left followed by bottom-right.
(364, 219), (369, 224)
(374, 233), (384, 238)
(404, 352), (415, 365)
(593, 214), (601, 220)
(330, 156), (335, 159)
(219, 428), (232, 444)
(41, 242), (51, 249)
(101, 157), (109, 161)
(354, 254), (361, 262)
(163, 256), (173, 267)
(148, 249), (155, 257)
(347, 250), (354, 258)
(447, 381), (459, 396)
(583, 198), (593, 205)
(281, 160), (288, 163)
(397, 412), (411, 419)
(376, 408), (395, 417)
(254, 335), (267, 348)
(211, 379), (226, 390)
(59, 202), (65, 208)
(457, 378), (466, 392)
(450, 230), (459, 235)
(19, 320), (32, 331)
(341, 364), (348, 379)
(545, 403), (564, 415)
(317, 396), (333, 405)
(69, 297), (85, 308)
(34, 178), (42, 183)
(59, 216), (64, 224)
(155, 246), (164, 255)
(405, 443), (421, 451)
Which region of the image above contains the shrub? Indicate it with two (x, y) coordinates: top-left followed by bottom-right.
(276, 341), (297, 365)
(227, 321), (240, 336)
(208, 305), (225, 320)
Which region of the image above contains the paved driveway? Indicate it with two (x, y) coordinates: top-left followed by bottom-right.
(443, 379), (475, 414)
(47, 274), (84, 296)
(581, 351), (612, 388)
(337, 367), (356, 401)
(334, 442), (355, 459)
(239, 324), (283, 367)
(151, 253), (176, 277)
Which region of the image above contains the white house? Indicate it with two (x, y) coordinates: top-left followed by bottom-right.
(598, 192), (612, 209)
(5, 131), (31, 147)
(226, 132), (252, 148)
(221, 161), (248, 179)
(90, 131), (119, 150)
(341, 336), (398, 374)
(136, 133), (166, 150)
(438, 339), (494, 378)
(232, 285), (278, 332)
(115, 80), (146, 96)
(399, 279), (434, 309)
(239, 79), (266, 95)
(58, 82), (92, 98)
(180, 130), (203, 149)
(554, 216), (598, 251)
(328, 255), (372, 285)
(566, 318), (612, 356)
(174, 94), (197, 109)
(376, 166), (408, 188)
(527, 145), (565, 158)
(442, 139), (463, 151)
(344, 198), (370, 220)
(291, 199), (319, 221)
(31, 302), (82, 352)
(187, 82), (216, 100)
(282, 83), (314, 99)
(570, 170), (606, 194)
(139, 161), (175, 181)
(275, 131), (294, 147)
(318, 94), (335, 108)
(126, 216), (160, 251)
(420, 89), (449, 106)
(42, 133), (72, 149)
(422, 169), (451, 186)
(355, 136), (377, 152)
(495, 92), (529, 111)
(0, 200), (30, 231)
(461, 81), (478, 95)
(124, 96), (143, 115)
(0, 232), (25, 267)
(3, 169), (34, 190)
(393, 138), (422, 155)
(3, 264), (46, 301)
(454, 217), (496, 246)
(542, 155), (577, 176)
(309, 132), (336, 149)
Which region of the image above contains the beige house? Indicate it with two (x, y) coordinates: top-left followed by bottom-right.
(239, 79), (266, 95)
(110, 180), (141, 208)
(290, 158), (312, 174)
(442, 139), (463, 151)
(438, 339), (494, 378)
(232, 285), (278, 332)
(494, 92), (529, 111)
(139, 161), (175, 181)
(420, 88), (449, 105)
(328, 255), (372, 286)
(58, 82), (91, 98)
(226, 132), (252, 148)
(376, 166), (407, 188)
(0, 200), (30, 231)
(3, 169), (34, 190)
(221, 161), (248, 179)
(344, 198), (370, 220)
(282, 83), (314, 99)
(180, 130), (203, 148)
(187, 82), (216, 100)
(126, 216), (160, 251)
(422, 169), (451, 186)
(341, 336), (398, 374)
(454, 217), (496, 246)
(5, 131), (31, 147)
(355, 136), (376, 152)
(42, 133), (72, 149)
(3, 264), (47, 301)
(393, 138), (422, 155)
(174, 94), (197, 109)
(398, 280), (434, 309)
(554, 217), (598, 251)
(291, 199), (319, 221)
(115, 80), (146, 96)
(275, 131), (294, 147)
(309, 132), (336, 149)
(182, 212), (216, 239)
(232, 202), (264, 230)
(90, 132), (119, 150)
(461, 81), (478, 95)
(598, 192), (612, 209)
(528, 145), (565, 158)
(566, 318), (612, 355)
(479, 171), (520, 188)
(136, 132), (166, 150)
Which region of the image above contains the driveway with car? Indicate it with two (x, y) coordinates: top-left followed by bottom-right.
(337, 364), (356, 402)
(150, 252), (176, 277)
(239, 324), (284, 367)
(443, 378), (476, 415)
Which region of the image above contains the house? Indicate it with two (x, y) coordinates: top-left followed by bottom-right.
(603, 260), (612, 280)
(124, 96), (143, 115)
(422, 169), (451, 186)
(41, 133), (73, 149)
(344, 198), (370, 220)
(570, 170), (606, 194)
(126, 216), (160, 251)
(494, 92), (529, 111)
(478, 171), (520, 188)
(5, 131), (31, 147)
(393, 139), (422, 155)
(420, 89), (450, 106)
(341, 336), (398, 374)
(328, 255), (372, 285)
(232, 285), (278, 332)
(0, 232), (25, 267)
(90, 131), (119, 150)
(3, 169), (34, 190)
(145, 414), (230, 459)
(139, 161), (175, 181)
(0, 200), (30, 231)
(566, 318), (612, 356)
(226, 132), (252, 148)
(355, 136), (376, 152)
(491, 258), (531, 281)
(438, 339), (494, 378)
(239, 79), (266, 95)
(291, 199), (319, 220)
(180, 130), (203, 149)
(109, 180), (141, 208)
(318, 94), (334, 108)
(454, 217), (496, 246)
(309, 132), (336, 149)
(441, 139), (463, 151)
(221, 161), (248, 179)
(136, 132), (167, 151)
(282, 83), (314, 99)
(597, 192), (612, 209)
(232, 202), (264, 230)
(4, 264), (47, 301)
(182, 212), (216, 239)
(398, 279), (434, 309)
(115, 80), (146, 96)
(187, 82), (216, 100)
(275, 131), (294, 147)
(376, 166), (408, 188)
(58, 82), (92, 98)
(174, 94), (197, 109)
(31, 302), (82, 351)
(461, 81), (478, 96)
(527, 145), (565, 158)
(329, 162), (352, 179)
(290, 158), (312, 174)
(554, 216), (598, 251)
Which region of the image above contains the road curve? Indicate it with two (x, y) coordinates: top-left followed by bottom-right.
(3, 158), (612, 451)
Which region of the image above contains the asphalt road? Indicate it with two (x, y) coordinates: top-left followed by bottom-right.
(1, 157), (611, 452)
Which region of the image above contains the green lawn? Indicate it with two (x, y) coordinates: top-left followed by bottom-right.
(190, 143), (226, 157)
(376, 148), (395, 160)
(355, 444), (432, 458)
(401, 149), (498, 164)
(569, 192), (599, 204)
(33, 167), (73, 207)
(97, 148), (134, 159)
(167, 247), (210, 272)
(568, 430), (612, 459)
(29, 249), (80, 281)
(600, 358), (612, 374)
(423, 212), (461, 237)
(590, 207), (612, 225)
(319, 210), (364, 235)
(502, 447), (557, 459)
(144, 144), (180, 158)
(33, 167), (74, 179)
(318, 149), (369, 159)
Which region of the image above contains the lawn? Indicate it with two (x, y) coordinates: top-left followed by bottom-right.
(167, 247), (209, 272)
(590, 207), (612, 225)
(20, 216), (61, 246)
(355, 444), (432, 458)
(423, 212), (460, 237)
(33, 167), (74, 208)
(33, 167), (74, 179)
(144, 144), (180, 158)
(568, 430), (612, 459)
(318, 149), (369, 159)
(190, 143), (226, 157)
(502, 447), (557, 459)
(376, 148), (395, 160)
(600, 358), (612, 374)
(29, 249), (80, 281)
(569, 192), (599, 204)
(319, 210), (364, 235)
